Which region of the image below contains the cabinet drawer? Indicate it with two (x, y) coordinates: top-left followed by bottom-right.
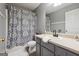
(55, 46), (66, 56)
(41, 41), (54, 52)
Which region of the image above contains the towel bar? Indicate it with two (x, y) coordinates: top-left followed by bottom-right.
(0, 37), (5, 43)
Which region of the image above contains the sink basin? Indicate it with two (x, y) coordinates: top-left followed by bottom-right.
(58, 36), (64, 40)
(75, 39), (79, 41)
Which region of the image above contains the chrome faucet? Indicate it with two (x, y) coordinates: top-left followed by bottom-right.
(75, 35), (79, 39)
(53, 30), (58, 37)
(75, 34), (79, 41)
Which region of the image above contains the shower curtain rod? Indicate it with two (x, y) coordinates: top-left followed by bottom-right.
(5, 3), (36, 13)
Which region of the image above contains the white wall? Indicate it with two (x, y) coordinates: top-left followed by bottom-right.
(0, 3), (6, 38)
(36, 4), (47, 33)
(46, 16), (50, 31)
(0, 3), (6, 53)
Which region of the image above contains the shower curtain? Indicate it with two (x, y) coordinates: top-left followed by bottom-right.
(7, 4), (37, 48)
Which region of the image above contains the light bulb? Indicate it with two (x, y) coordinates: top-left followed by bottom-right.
(53, 3), (63, 7)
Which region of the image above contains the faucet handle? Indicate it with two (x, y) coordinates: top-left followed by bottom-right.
(75, 35), (79, 39)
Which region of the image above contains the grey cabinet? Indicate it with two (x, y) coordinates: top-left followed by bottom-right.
(41, 41), (54, 52)
(36, 37), (41, 56)
(66, 51), (77, 56)
(36, 36), (78, 56)
(41, 41), (54, 56)
(55, 46), (66, 56)
(36, 37), (54, 56)
(36, 43), (41, 56)
(55, 46), (77, 56)
(41, 47), (54, 56)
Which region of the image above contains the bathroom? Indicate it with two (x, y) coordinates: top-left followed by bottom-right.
(0, 2), (79, 56)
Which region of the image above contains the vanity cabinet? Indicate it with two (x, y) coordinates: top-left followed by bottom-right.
(36, 37), (41, 56)
(41, 41), (54, 56)
(36, 36), (78, 56)
(36, 36), (54, 56)
(36, 43), (41, 56)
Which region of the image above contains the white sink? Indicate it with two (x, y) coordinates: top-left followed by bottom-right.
(58, 36), (64, 40)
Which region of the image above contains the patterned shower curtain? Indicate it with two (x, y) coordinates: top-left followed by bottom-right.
(7, 4), (37, 48)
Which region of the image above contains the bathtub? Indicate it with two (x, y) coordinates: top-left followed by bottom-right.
(6, 41), (36, 56)
(6, 45), (29, 56)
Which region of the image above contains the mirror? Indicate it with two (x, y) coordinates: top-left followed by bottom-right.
(45, 15), (51, 32)
(45, 3), (79, 34)
(65, 8), (79, 34)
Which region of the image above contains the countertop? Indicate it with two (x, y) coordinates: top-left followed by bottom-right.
(35, 34), (79, 54)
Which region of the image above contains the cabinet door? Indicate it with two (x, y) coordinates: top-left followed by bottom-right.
(36, 43), (41, 56)
(41, 47), (54, 56)
(66, 51), (77, 56)
(55, 46), (66, 56)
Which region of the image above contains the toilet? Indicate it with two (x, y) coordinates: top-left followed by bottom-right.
(25, 41), (36, 55)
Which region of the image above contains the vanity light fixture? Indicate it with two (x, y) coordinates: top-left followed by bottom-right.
(53, 3), (63, 7)
(47, 3), (63, 7)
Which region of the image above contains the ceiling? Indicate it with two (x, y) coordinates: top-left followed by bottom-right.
(14, 3), (72, 14)
(14, 3), (40, 10)
(46, 3), (72, 14)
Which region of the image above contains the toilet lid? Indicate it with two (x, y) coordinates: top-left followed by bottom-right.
(27, 41), (36, 47)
